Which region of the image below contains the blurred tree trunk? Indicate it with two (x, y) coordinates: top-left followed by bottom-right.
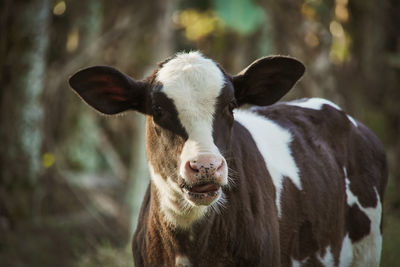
(343, 0), (400, 203)
(0, 0), (50, 225)
(262, 0), (339, 102)
(127, 0), (177, 234)
(53, 0), (105, 173)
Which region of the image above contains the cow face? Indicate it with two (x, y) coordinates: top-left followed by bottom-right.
(147, 53), (231, 210)
(69, 51), (304, 227)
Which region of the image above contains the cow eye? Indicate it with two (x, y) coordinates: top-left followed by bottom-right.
(152, 105), (163, 119)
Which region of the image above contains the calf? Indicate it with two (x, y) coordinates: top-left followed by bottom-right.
(69, 51), (387, 266)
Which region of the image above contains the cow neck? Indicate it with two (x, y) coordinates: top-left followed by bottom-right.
(145, 184), (219, 261)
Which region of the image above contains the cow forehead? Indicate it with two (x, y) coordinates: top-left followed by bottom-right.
(155, 52), (225, 135)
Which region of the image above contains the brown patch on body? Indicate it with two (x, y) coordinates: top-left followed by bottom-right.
(347, 204), (371, 242)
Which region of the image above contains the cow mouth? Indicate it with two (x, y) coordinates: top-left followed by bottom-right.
(181, 181), (222, 205)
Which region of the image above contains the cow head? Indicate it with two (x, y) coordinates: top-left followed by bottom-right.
(69, 51), (304, 227)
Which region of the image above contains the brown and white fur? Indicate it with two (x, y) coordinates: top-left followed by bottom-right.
(69, 51), (388, 267)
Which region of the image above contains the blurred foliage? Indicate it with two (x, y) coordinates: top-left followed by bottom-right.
(215, 0), (265, 34)
(174, 9), (222, 41)
(0, 0), (399, 266)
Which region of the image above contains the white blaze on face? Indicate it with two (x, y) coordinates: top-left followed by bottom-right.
(156, 51), (226, 175)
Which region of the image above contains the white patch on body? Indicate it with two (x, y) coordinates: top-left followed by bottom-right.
(175, 254), (191, 267)
(339, 234), (353, 267)
(292, 257), (309, 267)
(343, 167), (382, 267)
(286, 98), (341, 110)
(346, 115), (358, 127)
(291, 259), (301, 267)
(234, 109), (301, 217)
(149, 163), (207, 228)
(286, 98), (358, 127)
(317, 246), (335, 266)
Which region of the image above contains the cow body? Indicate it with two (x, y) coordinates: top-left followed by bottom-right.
(69, 52), (387, 267)
(133, 100), (386, 267)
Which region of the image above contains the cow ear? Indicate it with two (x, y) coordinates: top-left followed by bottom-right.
(69, 66), (149, 115)
(233, 56), (305, 107)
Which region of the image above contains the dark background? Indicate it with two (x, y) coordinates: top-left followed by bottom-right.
(0, 0), (399, 266)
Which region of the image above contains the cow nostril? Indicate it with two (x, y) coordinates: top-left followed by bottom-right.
(217, 160), (224, 171)
(188, 161), (199, 172)
(185, 157), (225, 176)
